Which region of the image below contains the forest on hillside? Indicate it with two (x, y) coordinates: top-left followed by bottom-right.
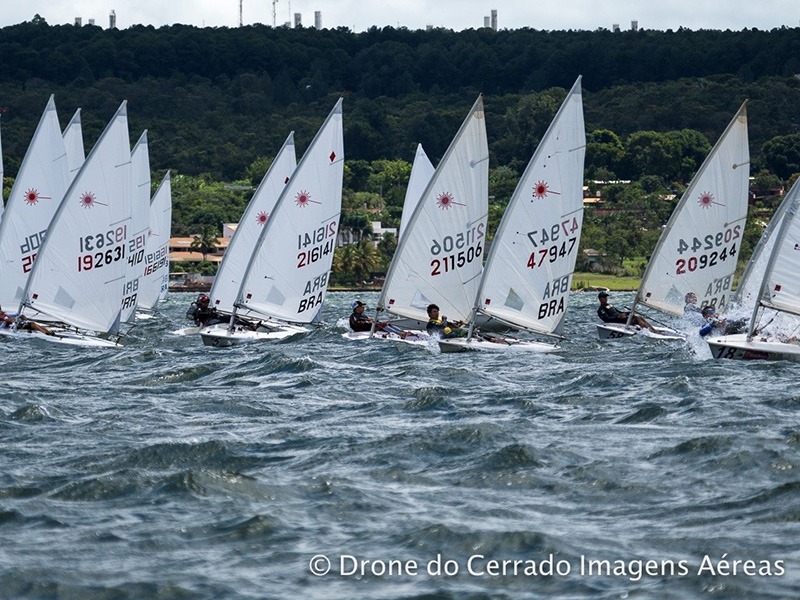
(1, 17), (800, 281)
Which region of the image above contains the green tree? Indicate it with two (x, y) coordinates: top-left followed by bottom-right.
(586, 129), (624, 179)
(622, 131), (682, 181)
(665, 128), (712, 181)
(189, 225), (219, 261)
(762, 134), (800, 180)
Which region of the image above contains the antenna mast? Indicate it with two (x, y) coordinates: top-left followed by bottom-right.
(239, 0), (243, 26)
(272, 0), (279, 26)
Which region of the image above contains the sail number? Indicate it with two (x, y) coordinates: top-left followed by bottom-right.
(430, 223), (484, 255)
(527, 218), (580, 247)
(429, 223), (485, 276)
(676, 226), (740, 255)
(430, 243), (483, 276)
(298, 222), (337, 250)
(78, 225), (128, 253)
(297, 220), (337, 268)
(527, 238), (577, 268)
(20, 230), (47, 273)
(143, 246), (168, 275)
(76, 225), (129, 272)
(675, 246), (737, 275)
(126, 231), (148, 268)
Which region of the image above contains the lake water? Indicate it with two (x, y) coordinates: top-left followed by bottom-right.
(1, 291), (798, 599)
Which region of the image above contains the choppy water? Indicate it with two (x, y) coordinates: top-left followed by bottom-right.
(1, 291), (798, 600)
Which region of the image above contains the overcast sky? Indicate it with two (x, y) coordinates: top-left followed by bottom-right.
(2, 1), (799, 32)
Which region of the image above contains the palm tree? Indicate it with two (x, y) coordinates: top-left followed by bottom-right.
(350, 239), (379, 284)
(190, 225), (219, 261)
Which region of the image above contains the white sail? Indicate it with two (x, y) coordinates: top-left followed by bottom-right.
(237, 99), (344, 323)
(120, 131), (152, 323)
(398, 144), (435, 241)
(22, 101), (132, 334)
(63, 108), (85, 177)
(137, 172), (172, 310)
(635, 101), (750, 317)
(475, 77), (585, 336)
(757, 179), (800, 318)
(378, 95), (489, 324)
(210, 132), (296, 316)
(0, 113), (4, 221)
(0, 96), (71, 308)
(732, 190), (792, 308)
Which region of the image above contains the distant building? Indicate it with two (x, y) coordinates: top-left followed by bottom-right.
(315, 11), (322, 29)
(371, 222), (397, 245)
(109, 10), (116, 29)
(168, 236), (230, 264)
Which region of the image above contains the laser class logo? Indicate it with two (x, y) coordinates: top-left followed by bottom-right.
(531, 179), (563, 201)
(24, 188), (50, 206)
(79, 191), (107, 209)
(295, 190), (320, 208)
(697, 191), (723, 209)
(436, 192), (466, 210)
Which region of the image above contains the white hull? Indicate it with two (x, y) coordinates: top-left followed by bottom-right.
(596, 323), (686, 341)
(387, 314), (512, 333)
(341, 329), (430, 347)
(707, 333), (800, 362)
(199, 321), (309, 347)
(172, 326), (201, 336)
(437, 336), (561, 353)
(0, 327), (121, 348)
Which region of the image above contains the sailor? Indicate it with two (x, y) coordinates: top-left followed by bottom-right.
(186, 294), (229, 327)
(426, 304), (467, 338)
(596, 291), (657, 332)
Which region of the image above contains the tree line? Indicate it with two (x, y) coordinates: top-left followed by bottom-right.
(2, 17), (800, 282)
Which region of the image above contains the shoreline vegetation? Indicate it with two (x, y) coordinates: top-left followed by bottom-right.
(167, 272), (642, 293)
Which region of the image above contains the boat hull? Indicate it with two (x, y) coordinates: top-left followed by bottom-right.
(199, 322), (309, 347)
(0, 327), (121, 348)
(437, 336), (561, 353)
(386, 313), (512, 333)
(596, 323), (686, 341)
(341, 329), (431, 347)
(707, 334), (800, 362)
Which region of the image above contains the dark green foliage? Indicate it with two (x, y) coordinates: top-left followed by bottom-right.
(2, 18), (799, 277)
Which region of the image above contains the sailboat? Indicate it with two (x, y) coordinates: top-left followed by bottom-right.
(199, 99), (344, 347)
(355, 95), (489, 345)
(707, 177), (800, 361)
(438, 77), (586, 352)
(14, 101), (133, 347)
(137, 172), (172, 312)
(0, 114), (4, 222)
(729, 186), (792, 311)
(596, 101), (750, 340)
(0, 96), (71, 311)
(207, 132), (296, 322)
(397, 143), (435, 241)
(63, 108), (85, 177)
(341, 143), (434, 341)
(120, 131), (152, 324)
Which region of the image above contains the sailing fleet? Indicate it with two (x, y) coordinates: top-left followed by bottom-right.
(0, 97), (172, 346)
(1, 87), (799, 361)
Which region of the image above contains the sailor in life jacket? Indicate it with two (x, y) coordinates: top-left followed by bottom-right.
(426, 303), (467, 338)
(186, 294), (230, 327)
